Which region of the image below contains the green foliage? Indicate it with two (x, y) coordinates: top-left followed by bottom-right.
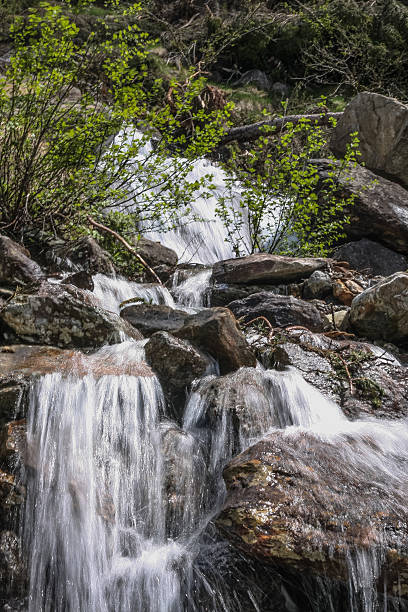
(215, 102), (361, 257)
(0, 0), (231, 246)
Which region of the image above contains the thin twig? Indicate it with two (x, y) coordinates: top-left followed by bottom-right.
(87, 217), (163, 285)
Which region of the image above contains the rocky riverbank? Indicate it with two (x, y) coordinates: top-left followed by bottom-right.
(1, 92), (408, 610)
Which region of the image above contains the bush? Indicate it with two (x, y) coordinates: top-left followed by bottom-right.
(0, 0), (230, 248)
(215, 104), (361, 257)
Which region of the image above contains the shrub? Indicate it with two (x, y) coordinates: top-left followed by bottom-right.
(215, 104), (361, 256)
(0, 0), (230, 247)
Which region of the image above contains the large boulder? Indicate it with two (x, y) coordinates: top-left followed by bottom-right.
(333, 239), (407, 277)
(265, 328), (408, 420)
(331, 92), (408, 187)
(227, 292), (326, 332)
(132, 237), (178, 282)
(217, 428), (408, 594)
(210, 282), (302, 307)
(313, 159), (408, 254)
(176, 308), (256, 374)
(0, 236), (43, 286)
(46, 236), (115, 276)
(189, 368), (281, 456)
(0, 282), (142, 348)
(120, 304), (188, 336)
(212, 254), (327, 285)
(145, 331), (212, 414)
(349, 272), (408, 344)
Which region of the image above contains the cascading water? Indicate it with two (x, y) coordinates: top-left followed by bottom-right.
(92, 273), (176, 313)
(23, 345), (408, 611)
(18, 133), (408, 612)
(112, 130), (250, 265)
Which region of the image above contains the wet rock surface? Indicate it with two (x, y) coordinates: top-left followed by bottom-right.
(0, 236), (43, 287)
(0, 281), (141, 348)
(349, 272), (408, 345)
(217, 429), (408, 594)
(145, 331), (212, 414)
(121, 303), (188, 336)
(227, 292), (326, 333)
(257, 328), (408, 420)
(176, 307), (256, 374)
(212, 254), (328, 285)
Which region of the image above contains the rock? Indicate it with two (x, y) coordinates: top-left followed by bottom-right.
(46, 236), (115, 276)
(210, 282), (302, 307)
(0, 531), (26, 598)
(121, 304), (188, 337)
(132, 238), (178, 282)
(349, 272), (408, 344)
(0, 470), (24, 530)
(212, 254), (328, 285)
(331, 92), (408, 187)
(145, 332), (212, 414)
(332, 278), (363, 306)
(0, 383), (26, 428)
(191, 368), (282, 455)
(313, 159), (408, 255)
(260, 328), (408, 420)
(160, 422), (206, 536)
(333, 239), (408, 277)
(217, 429), (408, 593)
(0, 421), (26, 471)
(0, 281), (141, 348)
(227, 292), (326, 332)
(302, 271), (332, 299)
(0, 236), (43, 286)
(62, 270), (94, 291)
(0, 344), (153, 383)
(234, 70), (272, 91)
(271, 82), (290, 98)
(176, 308), (256, 374)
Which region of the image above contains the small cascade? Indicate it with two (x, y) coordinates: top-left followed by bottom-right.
(92, 273), (175, 313)
(113, 130), (250, 264)
(172, 269), (212, 308)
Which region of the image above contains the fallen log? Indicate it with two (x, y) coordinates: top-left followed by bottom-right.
(220, 111), (343, 145)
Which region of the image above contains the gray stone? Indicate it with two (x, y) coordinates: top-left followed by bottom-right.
(0, 282), (142, 348)
(0, 236), (43, 286)
(333, 239), (407, 276)
(212, 254), (328, 285)
(120, 304), (188, 336)
(210, 282), (302, 307)
(303, 270), (332, 299)
(349, 272), (408, 344)
(234, 70), (272, 91)
(176, 307), (256, 374)
(47, 236), (115, 276)
(145, 331), (211, 414)
(132, 237), (178, 281)
(312, 159), (408, 255)
(331, 92), (408, 187)
(227, 292), (326, 332)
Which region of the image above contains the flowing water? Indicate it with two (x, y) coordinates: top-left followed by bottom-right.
(18, 134), (408, 611)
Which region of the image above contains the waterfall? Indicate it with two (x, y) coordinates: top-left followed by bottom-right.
(92, 273), (176, 313)
(111, 129), (250, 265)
(22, 347), (408, 611)
(15, 131), (408, 612)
